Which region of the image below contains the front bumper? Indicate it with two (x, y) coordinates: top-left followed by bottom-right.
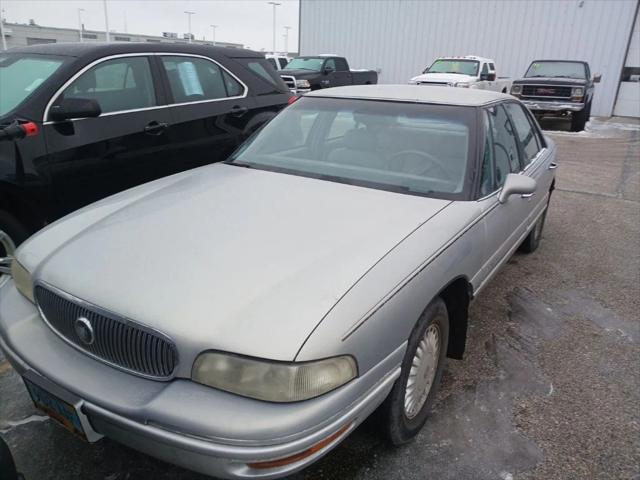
(0, 281), (402, 479)
(520, 99), (585, 112)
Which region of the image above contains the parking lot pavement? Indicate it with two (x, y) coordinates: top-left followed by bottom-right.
(1, 117), (638, 480)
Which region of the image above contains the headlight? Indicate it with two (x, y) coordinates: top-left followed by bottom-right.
(511, 84), (522, 95)
(571, 87), (584, 97)
(192, 352), (358, 402)
(454, 82), (470, 88)
(10, 259), (34, 303)
(295, 79), (310, 88)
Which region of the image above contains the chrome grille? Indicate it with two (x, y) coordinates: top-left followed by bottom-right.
(522, 85), (572, 97)
(35, 285), (178, 379)
(417, 81), (449, 86)
(280, 74), (296, 91)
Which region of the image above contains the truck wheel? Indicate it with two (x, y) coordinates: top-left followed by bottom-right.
(585, 101), (592, 122)
(0, 211), (30, 286)
(382, 297), (449, 445)
(570, 107), (587, 132)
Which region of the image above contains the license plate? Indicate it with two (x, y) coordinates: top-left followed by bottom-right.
(24, 378), (87, 440)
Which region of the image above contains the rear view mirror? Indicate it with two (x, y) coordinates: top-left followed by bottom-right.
(498, 174), (537, 204)
(593, 73), (602, 83)
(49, 98), (101, 122)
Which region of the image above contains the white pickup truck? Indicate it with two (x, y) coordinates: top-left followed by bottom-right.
(409, 56), (512, 93)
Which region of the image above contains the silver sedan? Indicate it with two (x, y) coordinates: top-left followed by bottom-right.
(0, 85), (556, 478)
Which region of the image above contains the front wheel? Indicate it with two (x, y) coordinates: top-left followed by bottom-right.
(570, 107), (587, 132)
(0, 211), (30, 287)
(383, 297), (449, 445)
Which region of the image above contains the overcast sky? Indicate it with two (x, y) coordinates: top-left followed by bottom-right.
(0, 0), (300, 52)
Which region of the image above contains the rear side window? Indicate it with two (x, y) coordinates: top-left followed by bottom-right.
(489, 63), (495, 71)
(334, 58), (349, 71)
(222, 70), (243, 97)
(504, 102), (541, 165)
(58, 56), (155, 115)
(161, 56), (233, 103)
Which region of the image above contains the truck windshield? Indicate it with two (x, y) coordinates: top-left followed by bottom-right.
(525, 61), (587, 79)
(284, 57), (324, 72)
(228, 97), (475, 200)
(427, 59), (479, 76)
(0, 53), (66, 117)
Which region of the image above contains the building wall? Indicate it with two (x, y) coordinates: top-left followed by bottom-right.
(1, 22), (243, 50)
(613, 8), (640, 116)
(299, 0), (639, 116)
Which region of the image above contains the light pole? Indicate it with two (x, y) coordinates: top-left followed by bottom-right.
(0, 0), (7, 51)
(184, 11), (195, 43)
(283, 25), (291, 54)
(103, 0), (110, 41)
(267, 2), (281, 54)
(77, 8), (85, 43)
(210, 24), (218, 46)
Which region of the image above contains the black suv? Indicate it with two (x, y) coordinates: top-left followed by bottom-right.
(0, 42), (291, 271)
(510, 60), (600, 131)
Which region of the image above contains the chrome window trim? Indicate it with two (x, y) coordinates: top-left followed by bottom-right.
(33, 280), (179, 381)
(43, 52), (249, 123)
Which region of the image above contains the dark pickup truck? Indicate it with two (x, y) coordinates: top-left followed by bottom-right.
(510, 60), (601, 131)
(279, 55), (378, 94)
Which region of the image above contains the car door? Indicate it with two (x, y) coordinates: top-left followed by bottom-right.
(43, 54), (173, 217)
(332, 58), (352, 86)
(157, 54), (255, 170)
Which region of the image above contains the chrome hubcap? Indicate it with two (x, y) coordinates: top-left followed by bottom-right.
(0, 229), (16, 286)
(404, 323), (441, 419)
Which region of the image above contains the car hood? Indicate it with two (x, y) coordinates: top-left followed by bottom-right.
(410, 72), (476, 84)
(20, 164), (450, 363)
(513, 77), (588, 85)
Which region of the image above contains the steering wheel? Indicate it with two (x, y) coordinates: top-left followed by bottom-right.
(388, 150), (453, 181)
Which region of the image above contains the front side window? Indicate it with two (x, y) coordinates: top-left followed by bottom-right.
(58, 56), (155, 115)
(427, 59), (479, 76)
(0, 53), (66, 117)
(481, 63), (489, 75)
(525, 61), (587, 79)
(229, 97), (475, 199)
(324, 58), (336, 71)
(486, 104), (521, 186)
(161, 56), (229, 103)
(504, 103), (541, 165)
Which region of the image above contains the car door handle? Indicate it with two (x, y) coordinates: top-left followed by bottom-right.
(230, 105), (248, 117)
(521, 192), (536, 198)
(144, 121), (168, 135)
(548, 162), (558, 170)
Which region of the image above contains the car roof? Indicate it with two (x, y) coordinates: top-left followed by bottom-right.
(306, 85), (512, 106)
(7, 42), (263, 59)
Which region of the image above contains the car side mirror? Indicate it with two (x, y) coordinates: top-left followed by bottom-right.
(593, 73), (602, 83)
(49, 98), (101, 122)
(498, 174), (537, 204)
(481, 73), (496, 81)
(323, 66), (335, 75)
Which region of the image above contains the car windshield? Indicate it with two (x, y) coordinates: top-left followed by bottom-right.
(0, 53), (66, 117)
(427, 59), (479, 76)
(228, 97), (475, 199)
(525, 61), (587, 79)
(284, 57), (324, 72)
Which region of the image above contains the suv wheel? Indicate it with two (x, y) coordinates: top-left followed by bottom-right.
(0, 211), (30, 286)
(383, 297), (449, 445)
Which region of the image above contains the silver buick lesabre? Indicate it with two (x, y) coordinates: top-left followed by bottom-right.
(0, 85), (556, 478)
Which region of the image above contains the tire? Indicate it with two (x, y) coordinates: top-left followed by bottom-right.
(0, 211), (30, 286)
(570, 107), (587, 132)
(585, 101), (592, 122)
(519, 200), (549, 253)
(383, 297), (449, 445)
(0, 436), (19, 480)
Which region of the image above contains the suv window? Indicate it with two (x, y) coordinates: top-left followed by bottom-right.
(161, 56), (230, 103)
(504, 103), (541, 165)
(334, 58), (349, 71)
(486, 104), (521, 186)
(59, 56), (155, 115)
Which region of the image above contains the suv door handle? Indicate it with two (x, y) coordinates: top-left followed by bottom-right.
(548, 162), (558, 170)
(521, 192), (536, 198)
(144, 121), (168, 135)
(230, 105), (248, 117)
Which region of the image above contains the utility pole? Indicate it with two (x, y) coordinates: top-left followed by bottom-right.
(184, 11), (195, 43)
(283, 25), (291, 54)
(77, 8), (85, 43)
(103, 0), (110, 41)
(267, 2), (281, 54)
(210, 24), (218, 46)
(0, 0), (7, 51)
